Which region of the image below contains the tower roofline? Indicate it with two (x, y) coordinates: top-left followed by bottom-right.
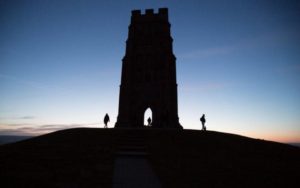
(131, 8), (168, 22)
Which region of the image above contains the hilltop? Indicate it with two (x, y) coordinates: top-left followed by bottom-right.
(0, 128), (299, 188)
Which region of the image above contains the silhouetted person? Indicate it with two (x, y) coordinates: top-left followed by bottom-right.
(200, 114), (206, 131)
(147, 117), (152, 126)
(104, 113), (110, 128)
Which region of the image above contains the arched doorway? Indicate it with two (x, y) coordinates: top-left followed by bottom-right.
(144, 108), (152, 126)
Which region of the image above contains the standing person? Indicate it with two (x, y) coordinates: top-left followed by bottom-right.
(147, 117), (152, 126)
(104, 113), (110, 128)
(200, 114), (206, 131)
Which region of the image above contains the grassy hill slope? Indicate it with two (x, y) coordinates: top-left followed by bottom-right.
(0, 128), (299, 188)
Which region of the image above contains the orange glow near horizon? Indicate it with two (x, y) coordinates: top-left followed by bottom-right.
(240, 130), (300, 143)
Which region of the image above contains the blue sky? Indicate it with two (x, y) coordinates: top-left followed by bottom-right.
(0, 0), (299, 142)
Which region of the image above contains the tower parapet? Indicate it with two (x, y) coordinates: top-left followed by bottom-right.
(131, 8), (169, 22)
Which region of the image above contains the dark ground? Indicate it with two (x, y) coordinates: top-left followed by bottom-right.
(0, 136), (32, 145)
(0, 128), (299, 188)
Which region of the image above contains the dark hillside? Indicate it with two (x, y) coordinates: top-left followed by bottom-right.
(0, 129), (115, 188)
(0, 128), (299, 188)
(0, 136), (32, 145)
(147, 130), (300, 187)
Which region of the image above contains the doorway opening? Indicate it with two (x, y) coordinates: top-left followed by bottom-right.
(144, 108), (152, 126)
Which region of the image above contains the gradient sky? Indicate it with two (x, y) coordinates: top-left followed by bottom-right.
(1, 0), (299, 143)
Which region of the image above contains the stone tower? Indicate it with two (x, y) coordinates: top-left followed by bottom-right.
(115, 8), (182, 128)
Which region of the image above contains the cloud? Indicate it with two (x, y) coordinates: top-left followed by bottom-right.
(0, 123), (35, 127)
(0, 73), (72, 95)
(0, 122), (101, 136)
(0, 116), (35, 121)
(0, 73), (49, 90)
(276, 64), (300, 74)
(180, 82), (229, 92)
(19, 116), (35, 120)
(178, 29), (298, 61)
(179, 46), (235, 60)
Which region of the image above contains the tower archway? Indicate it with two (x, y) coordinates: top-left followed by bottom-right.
(144, 107), (152, 126)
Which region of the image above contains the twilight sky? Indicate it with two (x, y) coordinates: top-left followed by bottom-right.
(1, 0), (299, 143)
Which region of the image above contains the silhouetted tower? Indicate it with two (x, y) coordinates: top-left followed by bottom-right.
(115, 8), (182, 128)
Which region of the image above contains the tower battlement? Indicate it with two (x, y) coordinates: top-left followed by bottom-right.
(131, 8), (168, 22)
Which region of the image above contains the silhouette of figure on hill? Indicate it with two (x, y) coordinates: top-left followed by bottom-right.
(200, 114), (206, 131)
(147, 117), (152, 126)
(104, 113), (110, 128)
